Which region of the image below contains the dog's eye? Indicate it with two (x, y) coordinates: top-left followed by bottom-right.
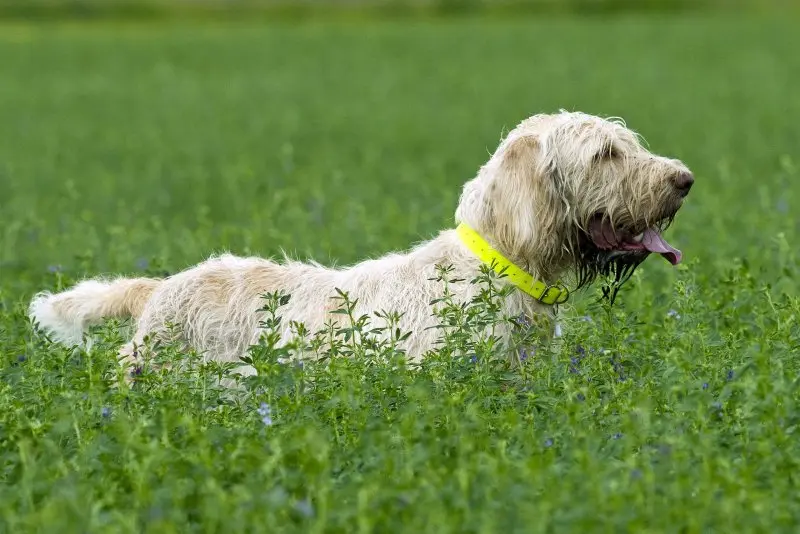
(593, 144), (620, 162)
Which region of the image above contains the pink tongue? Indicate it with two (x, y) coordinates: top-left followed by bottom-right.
(642, 228), (682, 265)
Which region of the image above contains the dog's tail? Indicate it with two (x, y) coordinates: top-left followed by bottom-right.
(29, 277), (161, 345)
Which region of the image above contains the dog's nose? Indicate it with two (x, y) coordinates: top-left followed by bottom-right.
(673, 171), (694, 197)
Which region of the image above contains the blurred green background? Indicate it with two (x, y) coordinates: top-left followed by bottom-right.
(1, 0), (797, 309)
(0, 0), (795, 19)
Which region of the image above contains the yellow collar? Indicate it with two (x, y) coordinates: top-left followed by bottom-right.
(456, 223), (569, 305)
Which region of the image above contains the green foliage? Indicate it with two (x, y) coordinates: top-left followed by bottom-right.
(1, 14), (800, 533)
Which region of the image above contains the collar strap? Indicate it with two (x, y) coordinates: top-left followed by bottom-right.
(456, 223), (569, 305)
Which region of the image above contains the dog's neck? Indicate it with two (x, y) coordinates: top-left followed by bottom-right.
(454, 223), (569, 305)
(413, 225), (570, 309)
(455, 223), (562, 285)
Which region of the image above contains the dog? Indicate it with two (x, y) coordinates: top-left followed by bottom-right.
(29, 111), (693, 377)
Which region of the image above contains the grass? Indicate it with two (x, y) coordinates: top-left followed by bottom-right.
(1, 13), (800, 533)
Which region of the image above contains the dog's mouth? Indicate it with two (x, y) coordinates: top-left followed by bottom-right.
(587, 215), (682, 266)
(573, 213), (683, 304)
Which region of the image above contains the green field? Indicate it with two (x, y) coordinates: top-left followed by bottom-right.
(2, 13), (800, 532)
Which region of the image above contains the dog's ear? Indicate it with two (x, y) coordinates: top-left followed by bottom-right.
(490, 134), (564, 260)
(455, 170), (493, 233)
(455, 132), (565, 265)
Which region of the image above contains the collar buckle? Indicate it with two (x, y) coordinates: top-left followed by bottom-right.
(537, 283), (570, 305)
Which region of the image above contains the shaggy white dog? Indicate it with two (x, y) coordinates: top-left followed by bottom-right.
(29, 111), (694, 376)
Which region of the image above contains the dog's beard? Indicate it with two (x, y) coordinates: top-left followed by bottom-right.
(573, 244), (648, 305)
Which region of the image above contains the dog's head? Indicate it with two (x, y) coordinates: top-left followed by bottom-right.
(455, 110), (693, 300)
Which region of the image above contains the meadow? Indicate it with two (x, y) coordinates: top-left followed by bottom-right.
(1, 11), (800, 533)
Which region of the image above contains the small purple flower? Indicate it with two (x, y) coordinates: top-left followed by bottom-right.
(135, 257), (150, 270)
(570, 345), (586, 374)
(777, 199), (789, 213)
(609, 354), (626, 382)
(630, 469), (643, 480)
(17, 355), (26, 363)
(612, 432), (623, 440)
(702, 382), (709, 390)
(258, 402), (273, 426)
(47, 264), (62, 273)
(518, 347), (534, 361)
(101, 407), (111, 418)
(576, 393), (585, 402)
(579, 315), (593, 323)
(726, 370), (734, 381)
(294, 499), (314, 518)
(515, 314), (532, 328)
(667, 309), (681, 319)
(544, 438), (553, 448)
(469, 354), (478, 364)
(130, 365), (143, 377)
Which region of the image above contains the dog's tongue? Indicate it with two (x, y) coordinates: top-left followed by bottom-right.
(641, 228), (682, 265)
